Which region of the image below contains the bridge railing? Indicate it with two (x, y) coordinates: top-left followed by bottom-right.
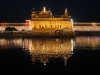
(73, 22), (100, 26)
(73, 23), (100, 31)
(0, 23), (26, 26)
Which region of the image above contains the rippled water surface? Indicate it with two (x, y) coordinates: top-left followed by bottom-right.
(0, 36), (100, 74)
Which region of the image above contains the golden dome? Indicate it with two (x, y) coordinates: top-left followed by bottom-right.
(38, 7), (52, 15)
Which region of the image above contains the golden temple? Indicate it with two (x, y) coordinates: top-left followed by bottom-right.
(31, 7), (73, 30)
(0, 7), (74, 37)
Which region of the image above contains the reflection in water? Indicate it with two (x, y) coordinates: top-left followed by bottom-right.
(0, 36), (100, 74)
(31, 38), (73, 65)
(0, 36), (100, 65)
(0, 36), (100, 66)
(75, 36), (100, 50)
(0, 37), (73, 65)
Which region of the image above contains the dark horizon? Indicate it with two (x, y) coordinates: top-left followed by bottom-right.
(0, 0), (100, 22)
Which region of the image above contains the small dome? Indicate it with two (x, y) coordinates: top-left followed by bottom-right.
(39, 7), (52, 15)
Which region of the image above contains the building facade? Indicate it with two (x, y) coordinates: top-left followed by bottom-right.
(31, 7), (73, 30)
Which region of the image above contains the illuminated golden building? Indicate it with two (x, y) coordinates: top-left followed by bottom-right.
(31, 7), (73, 30)
(0, 7), (74, 36)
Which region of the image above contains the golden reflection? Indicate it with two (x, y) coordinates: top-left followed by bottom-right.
(75, 36), (100, 47)
(0, 37), (73, 65)
(0, 36), (100, 65)
(30, 38), (73, 65)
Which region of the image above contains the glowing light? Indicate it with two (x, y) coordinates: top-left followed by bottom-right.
(65, 8), (67, 13)
(43, 7), (46, 13)
(71, 19), (73, 22)
(71, 19), (73, 28)
(71, 39), (73, 52)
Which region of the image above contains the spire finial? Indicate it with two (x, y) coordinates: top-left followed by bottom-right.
(43, 7), (46, 13)
(65, 8), (67, 14)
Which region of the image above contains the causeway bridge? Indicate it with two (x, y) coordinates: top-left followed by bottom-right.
(74, 22), (100, 31)
(73, 22), (100, 35)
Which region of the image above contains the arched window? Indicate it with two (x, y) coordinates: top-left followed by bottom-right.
(51, 25), (52, 28)
(60, 25), (61, 28)
(42, 25), (45, 28)
(39, 25), (41, 28)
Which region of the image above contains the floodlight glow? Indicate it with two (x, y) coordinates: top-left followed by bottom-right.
(71, 19), (73, 22)
(71, 19), (73, 28)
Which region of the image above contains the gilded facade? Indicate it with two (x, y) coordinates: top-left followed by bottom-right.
(31, 7), (73, 30)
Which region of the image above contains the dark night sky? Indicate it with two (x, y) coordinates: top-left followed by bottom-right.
(0, 0), (100, 22)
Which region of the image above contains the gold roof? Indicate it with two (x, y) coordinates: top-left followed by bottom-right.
(31, 7), (71, 18)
